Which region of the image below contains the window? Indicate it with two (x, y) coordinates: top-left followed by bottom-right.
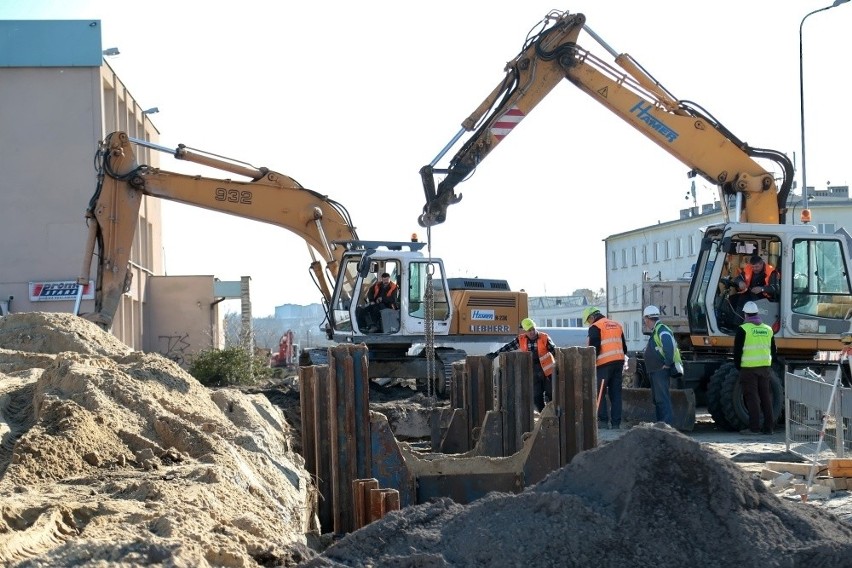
(642, 244), (648, 264)
(818, 223), (836, 235)
(664, 240), (671, 260)
(791, 238), (852, 318)
(688, 235), (695, 256)
(676, 237), (683, 258)
(408, 261), (449, 320)
(632, 283), (638, 304)
(622, 285), (628, 305)
(632, 246), (638, 266)
(633, 320), (640, 339)
(611, 250), (617, 270)
(612, 286), (618, 305)
(621, 249), (627, 269)
(653, 242), (660, 262)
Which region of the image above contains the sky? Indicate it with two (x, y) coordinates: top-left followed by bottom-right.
(2, 0), (850, 316)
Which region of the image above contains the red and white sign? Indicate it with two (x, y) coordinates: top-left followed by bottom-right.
(29, 280), (95, 302)
(490, 106), (525, 140)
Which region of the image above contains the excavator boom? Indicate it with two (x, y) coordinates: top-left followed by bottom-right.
(419, 10), (793, 227)
(79, 131), (357, 329)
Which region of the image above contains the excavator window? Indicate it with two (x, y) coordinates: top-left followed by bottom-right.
(792, 239), (852, 318)
(407, 261), (450, 320)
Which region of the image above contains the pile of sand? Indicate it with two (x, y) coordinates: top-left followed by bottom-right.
(0, 312), (314, 567)
(308, 424), (852, 567)
(7, 312), (852, 567)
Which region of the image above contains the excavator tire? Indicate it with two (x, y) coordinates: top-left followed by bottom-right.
(632, 358), (650, 388)
(718, 366), (783, 431)
(706, 364), (737, 431)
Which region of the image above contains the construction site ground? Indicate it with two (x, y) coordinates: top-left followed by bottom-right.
(2, 312), (852, 567)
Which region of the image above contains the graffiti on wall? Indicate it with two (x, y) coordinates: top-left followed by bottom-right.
(158, 333), (191, 366)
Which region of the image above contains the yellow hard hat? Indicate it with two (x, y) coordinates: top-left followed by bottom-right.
(581, 306), (601, 324)
(521, 318), (536, 331)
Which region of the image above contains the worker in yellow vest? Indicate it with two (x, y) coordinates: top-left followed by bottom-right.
(489, 318), (556, 412)
(583, 306), (627, 429)
(733, 301), (777, 435)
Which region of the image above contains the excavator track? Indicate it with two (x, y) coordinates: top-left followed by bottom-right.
(300, 346), (465, 398)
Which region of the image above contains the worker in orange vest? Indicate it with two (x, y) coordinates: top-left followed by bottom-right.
(362, 272), (399, 333)
(733, 254), (779, 313)
(489, 318), (556, 412)
(583, 306), (627, 430)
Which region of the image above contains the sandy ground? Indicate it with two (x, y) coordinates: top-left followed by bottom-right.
(0, 313), (316, 567)
(4, 311), (852, 567)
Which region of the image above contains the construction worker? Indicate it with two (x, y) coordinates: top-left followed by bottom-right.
(642, 305), (681, 426)
(488, 318), (556, 412)
(583, 306), (627, 429)
(734, 301), (777, 435)
(840, 333), (852, 388)
(733, 254), (779, 311)
(362, 272), (399, 333)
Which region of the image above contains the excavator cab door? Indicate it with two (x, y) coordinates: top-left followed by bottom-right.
(401, 258), (452, 337)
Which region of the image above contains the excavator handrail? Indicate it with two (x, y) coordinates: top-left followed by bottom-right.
(419, 10), (793, 228)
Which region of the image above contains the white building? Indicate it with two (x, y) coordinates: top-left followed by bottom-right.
(605, 187), (852, 352)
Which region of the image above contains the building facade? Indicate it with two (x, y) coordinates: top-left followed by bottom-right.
(605, 188), (852, 352)
(0, 20), (224, 361)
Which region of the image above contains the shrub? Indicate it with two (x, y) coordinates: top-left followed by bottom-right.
(189, 347), (271, 387)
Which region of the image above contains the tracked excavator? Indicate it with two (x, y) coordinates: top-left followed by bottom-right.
(77, 132), (528, 394)
(418, 9), (852, 428)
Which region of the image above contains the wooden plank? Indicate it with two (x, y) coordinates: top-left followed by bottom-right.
(765, 461), (828, 476)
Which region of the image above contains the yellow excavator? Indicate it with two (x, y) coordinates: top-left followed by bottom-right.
(78, 131), (528, 393)
(419, 9), (852, 428)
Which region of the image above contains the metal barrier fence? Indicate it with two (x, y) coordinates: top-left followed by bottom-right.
(785, 367), (852, 462)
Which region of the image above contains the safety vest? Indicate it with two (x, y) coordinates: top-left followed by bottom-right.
(519, 332), (555, 377)
(742, 264), (776, 298)
(371, 281), (398, 309)
(740, 322), (773, 368)
(590, 318), (625, 366)
(652, 322), (683, 369)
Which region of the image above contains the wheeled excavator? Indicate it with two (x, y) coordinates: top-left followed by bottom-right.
(418, 9), (852, 428)
(77, 131), (528, 394)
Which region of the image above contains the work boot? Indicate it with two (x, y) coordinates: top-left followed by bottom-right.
(597, 420), (610, 430)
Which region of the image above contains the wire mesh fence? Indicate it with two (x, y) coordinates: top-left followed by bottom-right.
(785, 367), (852, 462)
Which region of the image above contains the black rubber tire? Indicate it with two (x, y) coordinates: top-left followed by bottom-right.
(633, 359), (650, 388)
(719, 367), (783, 431)
(707, 363), (736, 431)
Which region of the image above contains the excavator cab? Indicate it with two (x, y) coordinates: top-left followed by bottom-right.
(328, 240), (453, 344)
(688, 222), (852, 345)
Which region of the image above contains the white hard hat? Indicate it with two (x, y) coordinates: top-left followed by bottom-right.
(643, 305), (660, 318)
(743, 301), (759, 314)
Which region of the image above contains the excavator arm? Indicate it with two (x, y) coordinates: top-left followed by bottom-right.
(419, 10), (793, 227)
(78, 131), (357, 329)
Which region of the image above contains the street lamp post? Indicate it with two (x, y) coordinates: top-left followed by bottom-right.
(800, 0), (850, 222)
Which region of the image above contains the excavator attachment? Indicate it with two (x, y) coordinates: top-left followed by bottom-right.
(621, 388), (696, 431)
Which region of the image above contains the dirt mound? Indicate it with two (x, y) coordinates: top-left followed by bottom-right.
(309, 424), (852, 567)
(0, 312), (132, 357)
(0, 313), (314, 567)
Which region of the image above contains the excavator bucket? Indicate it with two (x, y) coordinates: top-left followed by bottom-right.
(620, 387), (696, 431)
